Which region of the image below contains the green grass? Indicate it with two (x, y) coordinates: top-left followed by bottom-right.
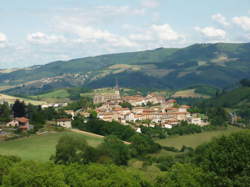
(0, 131), (103, 162)
(156, 126), (244, 149)
(31, 89), (70, 99)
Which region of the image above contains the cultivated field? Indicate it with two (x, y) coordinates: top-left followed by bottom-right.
(0, 131), (103, 162)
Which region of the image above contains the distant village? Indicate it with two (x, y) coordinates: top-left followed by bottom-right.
(92, 84), (208, 129)
(0, 83), (209, 138)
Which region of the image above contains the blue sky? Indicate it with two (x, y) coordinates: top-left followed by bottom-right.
(0, 0), (250, 68)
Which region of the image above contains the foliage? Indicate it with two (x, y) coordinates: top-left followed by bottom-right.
(240, 78), (250, 87)
(0, 155), (151, 186)
(2, 161), (67, 187)
(193, 131), (250, 187)
(141, 122), (219, 138)
(12, 100), (26, 117)
(119, 101), (133, 110)
(155, 163), (207, 187)
(154, 155), (176, 171)
(65, 96), (94, 111)
(0, 102), (11, 122)
(72, 117), (136, 141)
(53, 135), (97, 165)
(140, 125), (167, 139)
(192, 85), (219, 96)
(129, 134), (161, 156)
(97, 136), (131, 165)
(0, 155), (21, 185)
(63, 164), (151, 187)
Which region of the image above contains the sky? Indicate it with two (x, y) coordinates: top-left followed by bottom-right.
(0, 0), (250, 68)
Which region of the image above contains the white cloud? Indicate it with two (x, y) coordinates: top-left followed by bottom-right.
(232, 16), (250, 31)
(27, 32), (66, 44)
(212, 13), (230, 26)
(195, 26), (226, 38)
(57, 21), (138, 48)
(151, 24), (181, 41)
(142, 0), (160, 8)
(0, 32), (7, 48)
(130, 24), (182, 42)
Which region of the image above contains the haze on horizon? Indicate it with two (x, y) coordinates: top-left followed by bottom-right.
(0, 0), (250, 69)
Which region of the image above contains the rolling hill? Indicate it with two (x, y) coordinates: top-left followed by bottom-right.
(1, 43), (250, 96)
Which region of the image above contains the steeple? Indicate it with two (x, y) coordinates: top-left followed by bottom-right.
(114, 78), (121, 98)
(115, 78), (119, 90)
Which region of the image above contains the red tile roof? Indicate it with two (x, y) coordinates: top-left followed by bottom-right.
(166, 99), (177, 103)
(15, 117), (29, 123)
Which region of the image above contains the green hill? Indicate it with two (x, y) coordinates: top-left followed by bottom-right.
(202, 86), (250, 108)
(1, 43), (250, 95)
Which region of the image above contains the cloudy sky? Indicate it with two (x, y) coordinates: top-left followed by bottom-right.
(0, 0), (250, 68)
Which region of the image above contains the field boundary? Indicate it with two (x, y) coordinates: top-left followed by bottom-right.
(70, 129), (131, 144)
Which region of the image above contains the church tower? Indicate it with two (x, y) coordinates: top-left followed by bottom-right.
(115, 78), (121, 99)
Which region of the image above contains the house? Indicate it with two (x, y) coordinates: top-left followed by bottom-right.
(146, 93), (165, 104)
(112, 107), (130, 115)
(123, 95), (146, 106)
(64, 110), (75, 119)
(163, 99), (177, 109)
(132, 107), (145, 114)
(6, 117), (30, 131)
(188, 117), (209, 127)
(134, 114), (143, 121)
(98, 112), (117, 122)
(178, 105), (191, 112)
(136, 128), (142, 133)
(79, 111), (90, 118)
(6, 120), (19, 127)
(57, 118), (72, 128)
(125, 112), (135, 122)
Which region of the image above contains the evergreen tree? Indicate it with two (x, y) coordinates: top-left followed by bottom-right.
(12, 100), (26, 117)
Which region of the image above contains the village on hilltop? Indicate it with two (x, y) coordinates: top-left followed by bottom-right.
(92, 83), (208, 129)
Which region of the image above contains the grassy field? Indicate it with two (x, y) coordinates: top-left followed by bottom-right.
(0, 93), (46, 105)
(172, 89), (209, 98)
(30, 89), (70, 100)
(156, 126), (244, 149)
(0, 131), (103, 162)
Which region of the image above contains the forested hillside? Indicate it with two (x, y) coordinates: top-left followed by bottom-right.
(1, 43), (250, 95)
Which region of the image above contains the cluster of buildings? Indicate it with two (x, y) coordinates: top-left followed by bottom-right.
(94, 87), (208, 128)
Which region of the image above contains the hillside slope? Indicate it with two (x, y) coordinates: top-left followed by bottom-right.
(1, 43), (250, 95)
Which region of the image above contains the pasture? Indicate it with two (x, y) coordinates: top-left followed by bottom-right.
(156, 126), (244, 149)
(0, 131), (103, 162)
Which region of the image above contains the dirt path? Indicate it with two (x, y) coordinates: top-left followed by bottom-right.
(71, 129), (105, 138)
(70, 129), (131, 144)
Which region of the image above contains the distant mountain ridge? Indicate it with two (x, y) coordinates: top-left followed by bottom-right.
(1, 43), (250, 95)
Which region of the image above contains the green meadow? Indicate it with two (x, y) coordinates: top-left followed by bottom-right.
(156, 126), (244, 149)
(0, 131), (103, 162)
(0, 126), (245, 162)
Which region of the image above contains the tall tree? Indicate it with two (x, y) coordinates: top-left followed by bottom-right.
(12, 100), (26, 117)
(0, 103), (11, 122)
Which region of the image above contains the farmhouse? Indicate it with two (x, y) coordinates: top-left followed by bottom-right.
(57, 118), (72, 128)
(6, 117), (30, 131)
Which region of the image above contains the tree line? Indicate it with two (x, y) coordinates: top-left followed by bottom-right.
(0, 131), (249, 186)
